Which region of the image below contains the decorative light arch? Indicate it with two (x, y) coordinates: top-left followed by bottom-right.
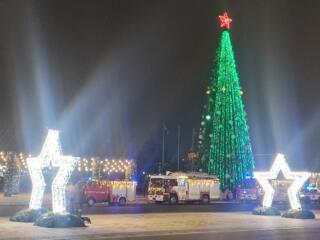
(254, 153), (310, 210)
(27, 130), (79, 213)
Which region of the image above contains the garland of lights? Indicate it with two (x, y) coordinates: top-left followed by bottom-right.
(0, 152), (134, 178)
(27, 130), (79, 213)
(0, 150), (134, 178)
(77, 158), (133, 174)
(254, 153), (310, 210)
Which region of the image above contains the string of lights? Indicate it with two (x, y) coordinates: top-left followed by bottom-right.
(0, 151), (31, 172)
(0, 151), (134, 176)
(77, 158), (134, 174)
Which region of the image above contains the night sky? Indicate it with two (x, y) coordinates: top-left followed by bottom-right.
(0, 0), (320, 173)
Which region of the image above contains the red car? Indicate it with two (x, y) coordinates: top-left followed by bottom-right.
(83, 180), (136, 206)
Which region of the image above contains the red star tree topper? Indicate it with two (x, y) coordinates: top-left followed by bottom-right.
(219, 12), (232, 29)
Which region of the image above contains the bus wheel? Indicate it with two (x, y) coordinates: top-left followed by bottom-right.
(169, 195), (178, 205)
(87, 197), (95, 207)
(227, 192), (234, 201)
(201, 195), (210, 204)
(118, 197), (126, 206)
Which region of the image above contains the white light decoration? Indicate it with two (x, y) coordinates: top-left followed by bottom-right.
(27, 130), (79, 213)
(254, 153), (310, 210)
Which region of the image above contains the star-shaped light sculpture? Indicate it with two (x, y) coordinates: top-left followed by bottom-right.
(27, 130), (79, 213)
(219, 12), (232, 29)
(254, 153), (310, 210)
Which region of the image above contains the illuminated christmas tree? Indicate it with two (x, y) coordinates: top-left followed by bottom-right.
(196, 89), (214, 171)
(198, 12), (254, 190)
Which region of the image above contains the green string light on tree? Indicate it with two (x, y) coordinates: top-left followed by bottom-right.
(198, 12), (254, 190)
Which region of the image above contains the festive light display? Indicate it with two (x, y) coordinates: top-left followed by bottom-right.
(196, 101), (214, 170)
(0, 151), (135, 180)
(0, 152), (23, 196)
(0, 151), (30, 172)
(27, 130), (79, 213)
(0, 165), (5, 176)
(254, 154), (310, 210)
(1, 154), (133, 173)
(199, 13), (254, 190)
(77, 158), (133, 175)
(219, 12), (232, 29)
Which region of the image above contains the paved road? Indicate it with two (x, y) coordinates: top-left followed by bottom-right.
(0, 201), (259, 217)
(82, 201), (320, 215)
(1, 194), (319, 239)
(110, 228), (320, 240)
(1, 201), (319, 217)
(0, 212), (319, 240)
(82, 201), (260, 215)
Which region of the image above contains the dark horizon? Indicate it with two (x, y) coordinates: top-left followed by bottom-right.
(0, 0), (320, 173)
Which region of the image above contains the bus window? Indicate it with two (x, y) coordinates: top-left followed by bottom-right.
(164, 179), (177, 187)
(150, 178), (163, 188)
(178, 178), (186, 187)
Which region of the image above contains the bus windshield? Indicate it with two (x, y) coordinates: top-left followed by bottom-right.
(150, 178), (163, 188)
(242, 179), (257, 188)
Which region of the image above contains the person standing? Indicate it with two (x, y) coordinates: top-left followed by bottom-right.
(66, 183), (75, 213)
(73, 181), (84, 216)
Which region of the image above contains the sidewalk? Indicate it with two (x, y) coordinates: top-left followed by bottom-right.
(0, 193), (52, 216)
(0, 211), (319, 239)
(0, 193), (148, 206)
(0, 193), (52, 206)
(0, 193), (149, 216)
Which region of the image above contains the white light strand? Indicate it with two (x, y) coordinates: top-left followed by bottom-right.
(27, 130), (79, 213)
(39, 130), (63, 167)
(27, 157), (46, 210)
(52, 156), (79, 213)
(254, 153), (310, 210)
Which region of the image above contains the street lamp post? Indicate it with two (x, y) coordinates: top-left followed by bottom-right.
(177, 125), (180, 171)
(162, 129), (165, 174)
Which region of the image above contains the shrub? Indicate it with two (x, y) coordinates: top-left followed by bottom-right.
(10, 208), (48, 222)
(252, 206), (281, 216)
(34, 213), (86, 228)
(282, 209), (315, 219)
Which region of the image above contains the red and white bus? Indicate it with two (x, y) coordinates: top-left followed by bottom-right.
(148, 172), (220, 204)
(83, 180), (136, 206)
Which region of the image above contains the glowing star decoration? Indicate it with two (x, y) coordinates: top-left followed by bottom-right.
(219, 12), (232, 29)
(254, 154), (310, 210)
(27, 130), (79, 213)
